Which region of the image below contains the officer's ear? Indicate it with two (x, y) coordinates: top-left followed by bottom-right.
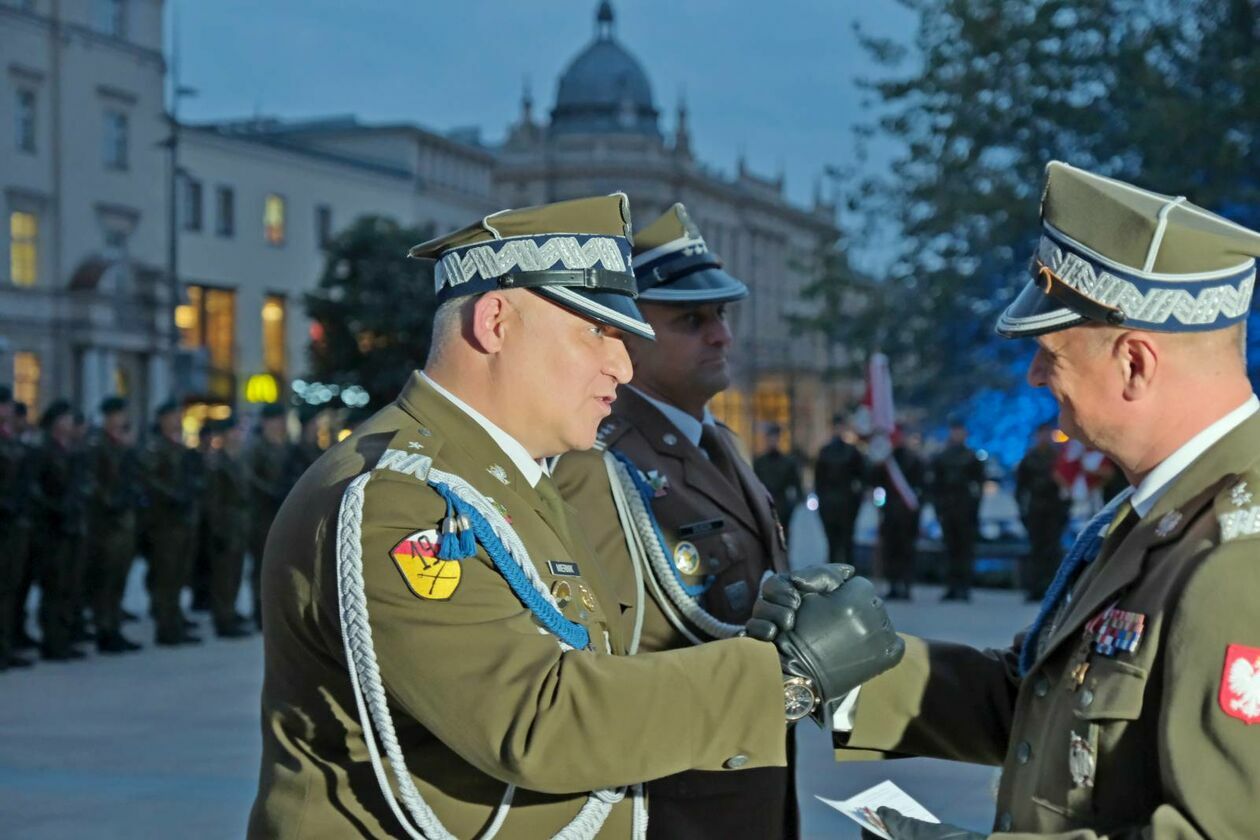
(1115, 331), (1159, 403)
(468, 292), (519, 355)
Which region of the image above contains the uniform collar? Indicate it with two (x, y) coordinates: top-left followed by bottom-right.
(420, 371), (548, 488)
(1130, 393), (1259, 518)
(627, 385), (714, 448)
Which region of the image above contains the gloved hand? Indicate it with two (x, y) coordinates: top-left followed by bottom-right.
(747, 564), (904, 726)
(862, 807), (986, 839)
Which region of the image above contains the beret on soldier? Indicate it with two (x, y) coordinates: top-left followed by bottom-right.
(154, 400), (180, 418)
(40, 398), (73, 429)
(998, 161), (1260, 337)
(0, 385), (11, 404)
(99, 395), (128, 416)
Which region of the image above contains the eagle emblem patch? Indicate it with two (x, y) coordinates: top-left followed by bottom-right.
(390, 529), (461, 600)
(1221, 643), (1260, 724)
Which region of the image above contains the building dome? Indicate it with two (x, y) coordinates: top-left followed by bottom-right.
(551, 2), (659, 137)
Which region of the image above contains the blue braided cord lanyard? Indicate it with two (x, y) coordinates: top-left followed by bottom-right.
(1018, 488), (1133, 676)
(610, 449), (714, 597)
(428, 480), (591, 651)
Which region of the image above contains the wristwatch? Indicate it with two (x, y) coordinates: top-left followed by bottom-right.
(783, 675), (819, 722)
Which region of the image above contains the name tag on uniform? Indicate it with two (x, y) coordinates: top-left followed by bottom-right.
(677, 518), (725, 539)
(547, 560), (582, 577)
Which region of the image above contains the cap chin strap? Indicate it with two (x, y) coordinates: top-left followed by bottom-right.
(1033, 260), (1127, 327)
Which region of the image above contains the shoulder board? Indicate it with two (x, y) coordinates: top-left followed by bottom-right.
(595, 416), (630, 448)
(1214, 471), (1260, 543)
(373, 425), (439, 481)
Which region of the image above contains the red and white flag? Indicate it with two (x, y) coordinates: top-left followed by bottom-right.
(862, 352), (919, 511)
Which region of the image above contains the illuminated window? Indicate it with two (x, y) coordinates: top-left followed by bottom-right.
(10, 211), (37, 287)
(262, 294), (286, 375)
(13, 351), (39, 411)
(182, 178), (202, 232)
(215, 186), (234, 237)
(264, 194), (285, 245)
(709, 388), (750, 449)
(179, 284), (236, 371)
(16, 89), (35, 153)
(103, 110), (128, 170)
(753, 377), (792, 451)
(177, 284), (202, 348)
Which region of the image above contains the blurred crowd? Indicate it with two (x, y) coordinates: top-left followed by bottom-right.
(0, 386), (325, 669)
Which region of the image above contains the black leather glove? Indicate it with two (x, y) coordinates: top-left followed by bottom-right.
(747, 563), (905, 726)
(862, 807), (986, 839)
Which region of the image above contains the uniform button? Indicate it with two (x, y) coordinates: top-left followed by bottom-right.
(998, 812), (1013, 831)
(1079, 688), (1095, 708)
(723, 754), (748, 770)
(1016, 741), (1032, 764)
(1033, 677), (1049, 697)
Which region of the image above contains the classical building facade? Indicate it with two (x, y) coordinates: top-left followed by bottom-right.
(496, 2), (841, 452)
(2, 0), (843, 451)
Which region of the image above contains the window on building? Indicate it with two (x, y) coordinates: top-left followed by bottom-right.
(753, 378), (792, 452)
(315, 204), (332, 248)
(95, 0), (127, 38)
(15, 89), (35, 153)
(103, 110), (128, 170)
(10, 211), (38, 287)
(262, 294), (286, 376)
(177, 284), (236, 373)
(264, 194), (285, 245)
(13, 351), (40, 411)
(709, 388), (750, 451)
(215, 186), (234, 237)
(103, 228), (128, 257)
(182, 178), (203, 232)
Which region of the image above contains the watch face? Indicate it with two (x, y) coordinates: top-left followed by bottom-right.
(784, 679), (817, 722)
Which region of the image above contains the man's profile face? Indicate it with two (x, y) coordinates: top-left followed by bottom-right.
(159, 411), (182, 440)
(104, 411), (132, 445)
(262, 416), (287, 444)
(498, 292), (632, 454)
(630, 302), (733, 405)
(1027, 328), (1121, 451)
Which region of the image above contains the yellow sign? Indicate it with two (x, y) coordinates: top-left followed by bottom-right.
(390, 529), (461, 600)
(245, 373), (279, 404)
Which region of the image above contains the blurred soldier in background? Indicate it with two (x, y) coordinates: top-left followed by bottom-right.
(203, 415), (252, 638)
(877, 431), (926, 600)
(286, 405), (324, 487)
(929, 415), (985, 601)
(246, 403), (291, 628)
(0, 386), (34, 669)
(753, 422), (803, 543)
(814, 413), (867, 568)
(140, 401), (202, 646)
(29, 400), (87, 660)
(1014, 421), (1069, 602)
(8, 400), (38, 652)
(85, 396), (142, 653)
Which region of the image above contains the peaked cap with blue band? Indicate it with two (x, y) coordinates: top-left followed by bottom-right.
(997, 161), (1260, 337)
(631, 203), (748, 304)
(408, 193), (655, 340)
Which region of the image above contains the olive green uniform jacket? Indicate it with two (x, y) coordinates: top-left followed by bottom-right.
(835, 412), (1260, 838)
(248, 373), (786, 839)
(555, 387), (795, 839)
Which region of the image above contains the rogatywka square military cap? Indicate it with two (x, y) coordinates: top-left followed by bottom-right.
(408, 193), (655, 340)
(997, 161), (1260, 337)
(631, 203), (748, 304)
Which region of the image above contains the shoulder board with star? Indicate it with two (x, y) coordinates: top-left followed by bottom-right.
(1215, 471), (1260, 543)
(372, 425), (438, 482)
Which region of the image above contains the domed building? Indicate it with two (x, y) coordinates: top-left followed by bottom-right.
(500, 1), (843, 453)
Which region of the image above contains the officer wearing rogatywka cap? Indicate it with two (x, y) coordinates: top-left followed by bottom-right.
(554, 202), (801, 839)
(750, 161), (1260, 838)
(249, 193), (903, 839)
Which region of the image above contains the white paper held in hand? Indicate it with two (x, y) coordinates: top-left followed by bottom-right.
(817, 780), (940, 839)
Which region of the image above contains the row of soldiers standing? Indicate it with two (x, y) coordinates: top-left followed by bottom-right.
(0, 387), (318, 669)
(755, 413), (1070, 603)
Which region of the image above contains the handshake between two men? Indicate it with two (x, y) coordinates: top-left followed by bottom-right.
(746, 564), (905, 727)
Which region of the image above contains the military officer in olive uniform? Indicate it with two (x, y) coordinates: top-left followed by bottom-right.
(0, 385), (34, 669)
(929, 416), (985, 601)
(876, 433), (926, 600)
(28, 400), (88, 660)
(751, 162), (1260, 838)
(85, 396), (142, 653)
(248, 195), (904, 839)
(554, 203), (796, 839)
(140, 401), (202, 646)
(246, 403), (291, 628)
(753, 423), (803, 540)
(1015, 422), (1069, 602)
(814, 413), (867, 569)
(203, 415), (252, 638)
